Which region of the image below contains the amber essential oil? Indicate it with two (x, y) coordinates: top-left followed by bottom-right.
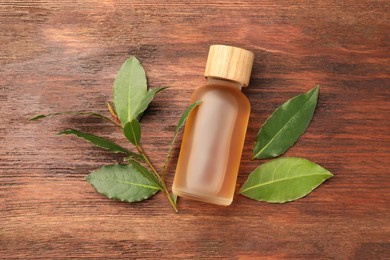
(172, 45), (254, 205)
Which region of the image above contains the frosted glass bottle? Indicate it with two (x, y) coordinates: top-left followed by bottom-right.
(172, 45), (254, 205)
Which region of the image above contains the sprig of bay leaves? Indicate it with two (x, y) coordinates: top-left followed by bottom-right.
(29, 56), (333, 211)
(29, 56), (200, 212)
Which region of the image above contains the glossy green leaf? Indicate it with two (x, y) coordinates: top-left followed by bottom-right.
(128, 159), (162, 189)
(240, 157), (333, 203)
(57, 129), (143, 161)
(161, 101), (202, 174)
(86, 164), (161, 202)
(113, 56), (147, 125)
(28, 111), (118, 126)
(123, 119), (141, 146)
(253, 86), (320, 159)
(134, 86), (169, 120)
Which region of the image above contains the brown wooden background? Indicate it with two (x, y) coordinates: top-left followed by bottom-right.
(1, 1), (389, 259)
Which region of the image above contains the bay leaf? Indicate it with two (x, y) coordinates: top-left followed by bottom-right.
(253, 86), (319, 159)
(113, 56), (147, 125)
(123, 119), (141, 146)
(28, 111), (118, 126)
(128, 159), (162, 189)
(240, 157), (333, 203)
(133, 86), (169, 120)
(176, 100), (202, 131)
(86, 164), (160, 202)
(57, 129), (143, 161)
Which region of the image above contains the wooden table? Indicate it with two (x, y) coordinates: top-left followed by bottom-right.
(1, 1), (389, 259)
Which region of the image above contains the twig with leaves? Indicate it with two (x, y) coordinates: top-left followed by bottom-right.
(29, 57), (200, 212)
(30, 56), (333, 212)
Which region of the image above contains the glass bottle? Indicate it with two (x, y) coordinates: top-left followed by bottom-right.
(172, 45), (254, 206)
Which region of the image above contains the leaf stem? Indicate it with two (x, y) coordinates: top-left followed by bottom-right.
(136, 145), (178, 212)
(137, 145), (160, 179)
(161, 131), (179, 182)
(161, 181), (178, 213)
(108, 118), (123, 128)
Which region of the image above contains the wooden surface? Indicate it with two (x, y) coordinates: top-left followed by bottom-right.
(1, 1), (389, 259)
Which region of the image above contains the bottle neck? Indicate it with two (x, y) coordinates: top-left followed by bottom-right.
(206, 77), (243, 91)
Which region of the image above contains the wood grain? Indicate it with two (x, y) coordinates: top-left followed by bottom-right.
(1, 0), (389, 259)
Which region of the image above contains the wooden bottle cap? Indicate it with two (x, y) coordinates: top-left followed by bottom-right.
(204, 45), (254, 87)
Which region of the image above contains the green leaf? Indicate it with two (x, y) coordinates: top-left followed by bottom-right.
(176, 100), (202, 131)
(240, 157), (333, 203)
(171, 193), (178, 205)
(134, 86), (169, 120)
(128, 159), (162, 189)
(28, 111), (119, 126)
(123, 119), (141, 146)
(57, 129), (143, 162)
(113, 56), (147, 125)
(253, 86), (320, 159)
(161, 101), (202, 174)
(86, 164), (161, 202)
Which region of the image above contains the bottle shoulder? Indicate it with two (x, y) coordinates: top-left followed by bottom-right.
(191, 84), (251, 110)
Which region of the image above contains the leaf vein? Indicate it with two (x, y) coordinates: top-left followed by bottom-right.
(104, 178), (160, 190)
(241, 173), (330, 193)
